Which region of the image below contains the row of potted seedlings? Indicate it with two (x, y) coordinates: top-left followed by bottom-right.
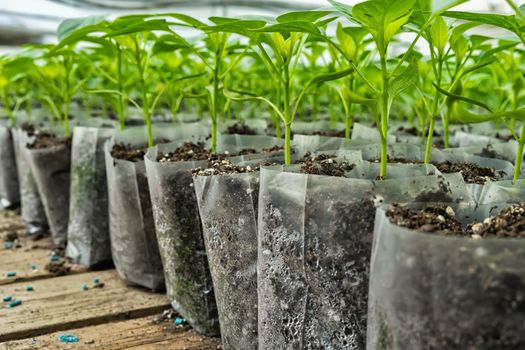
(1, 1), (525, 349)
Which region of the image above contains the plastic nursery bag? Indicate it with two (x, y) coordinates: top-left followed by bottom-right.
(293, 121), (347, 136)
(476, 179), (525, 205)
(368, 205), (525, 350)
(26, 128), (71, 246)
(104, 123), (202, 291)
(192, 150), (361, 350)
(144, 133), (283, 336)
(351, 122), (397, 144)
(66, 126), (116, 268)
(0, 124), (20, 208)
(257, 166), (474, 350)
(11, 128), (48, 235)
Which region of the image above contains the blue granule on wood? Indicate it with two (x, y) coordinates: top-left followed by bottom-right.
(58, 334), (79, 343)
(49, 255), (60, 262)
(93, 278), (100, 284)
(174, 317), (187, 326)
(82, 284), (89, 291)
(2, 296), (12, 302)
(31, 264), (37, 270)
(6, 271), (16, 277)
(26, 286), (34, 292)
(4, 241), (13, 249)
(8, 300), (22, 308)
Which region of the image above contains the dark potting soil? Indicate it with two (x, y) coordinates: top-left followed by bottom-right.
(297, 153), (355, 177)
(472, 203), (525, 238)
(27, 132), (71, 150)
(479, 145), (500, 159)
(157, 142), (211, 163)
(433, 161), (503, 184)
(387, 204), (468, 236)
(309, 129), (346, 137)
(192, 158), (278, 176)
(225, 122), (257, 135)
(20, 122), (36, 135)
(387, 203), (525, 239)
(397, 125), (419, 136)
(111, 139), (171, 162)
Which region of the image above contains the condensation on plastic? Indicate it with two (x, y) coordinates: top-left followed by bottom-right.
(351, 123), (397, 144)
(0, 125), (20, 207)
(12, 128), (48, 234)
(144, 134), (282, 336)
(66, 126), (116, 268)
(257, 167), (474, 350)
(104, 123), (200, 291)
(368, 204), (525, 350)
(293, 121), (347, 135)
(26, 130), (71, 246)
(477, 180), (525, 205)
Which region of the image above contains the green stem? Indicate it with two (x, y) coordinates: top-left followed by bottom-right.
(2, 89), (14, 127)
(443, 107), (451, 148)
(379, 54), (389, 178)
(116, 45), (125, 130)
(514, 123), (525, 180)
(211, 50), (221, 153)
(424, 58), (444, 163)
(283, 63), (292, 165)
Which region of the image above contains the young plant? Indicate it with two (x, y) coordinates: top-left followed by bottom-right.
(329, 0), (471, 177)
(207, 12), (354, 164)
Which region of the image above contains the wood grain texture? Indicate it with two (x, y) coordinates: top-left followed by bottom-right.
(0, 270), (171, 341)
(0, 315), (221, 350)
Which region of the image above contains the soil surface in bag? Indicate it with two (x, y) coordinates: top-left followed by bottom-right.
(371, 203), (525, 350)
(385, 158), (504, 184)
(297, 153), (355, 176)
(388, 203), (525, 238)
(27, 131), (71, 247)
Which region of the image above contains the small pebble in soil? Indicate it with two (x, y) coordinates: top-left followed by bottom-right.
(4, 240), (14, 249)
(26, 286), (34, 292)
(3, 295), (12, 302)
(82, 284), (89, 291)
(8, 300), (22, 308)
(58, 334), (79, 343)
(6, 271), (16, 277)
(174, 317), (187, 326)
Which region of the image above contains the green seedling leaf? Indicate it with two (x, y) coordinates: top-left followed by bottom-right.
(444, 11), (521, 34)
(433, 82), (493, 112)
(389, 60), (418, 100)
(352, 0), (415, 50)
(105, 19), (173, 37)
(328, 0), (353, 22)
(252, 21), (321, 36)
(164, 13), (207, 28)
(57, 16), (105, 41)
(276, 10), (333, 23)
(429, 16), (448, 55)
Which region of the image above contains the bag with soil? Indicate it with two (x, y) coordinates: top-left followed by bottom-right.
(368, 203), (525, 350)
(0, 124), (20, 208)
(12, 127), (48, 235)
(26, 130), (71, 246)
(221, 118), (267, 135)
(104, 123), (203, 291)
(144, 134), (283, 336)
(293, 121), (347, 137)
(257, 165), (474, 350)
(66, 126), (116, 268)
(192, 151), (361, 350)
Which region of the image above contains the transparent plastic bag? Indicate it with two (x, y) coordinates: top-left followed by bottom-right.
(67, 126), (115, 268)
(368, 204), (525, 350)
(144, 134), (282, 336)
(12, 128), (48, 235)
(26, 130), (70, 246)
(0, 125), (20, 208)
(257, 167), (473, 350)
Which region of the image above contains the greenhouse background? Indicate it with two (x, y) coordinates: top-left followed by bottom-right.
(2, 0), (525, 349)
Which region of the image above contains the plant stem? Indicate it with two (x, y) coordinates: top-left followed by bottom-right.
(379, 54), (389, 178)
(514, 122), (525, 180)
(2, 89), (14, 127)
(424, 58), (444, 163)
(116, 45), (125, 130)
(211, 49), (221, 153)
(283, 62), (292, 165)
(443, 107), (451, 148)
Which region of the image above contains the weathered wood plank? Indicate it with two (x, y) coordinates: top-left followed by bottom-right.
(0, 315), (221, 350)
(0, 235), (85, 286)
(0, 270), (171, 341)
